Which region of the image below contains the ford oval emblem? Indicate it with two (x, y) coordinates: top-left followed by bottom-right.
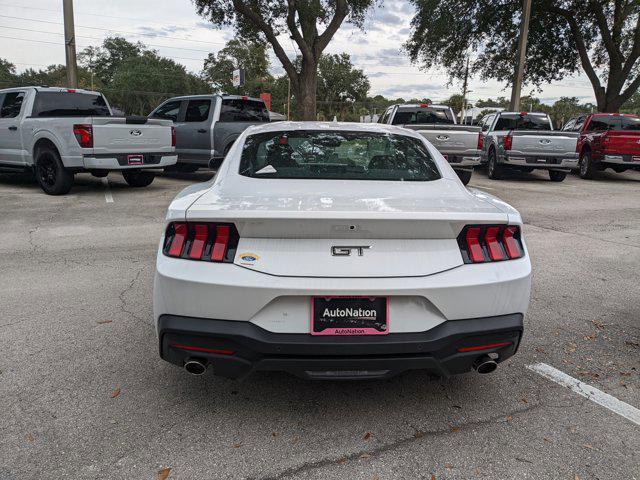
(435, 134), (449, 141)
(130, 130), (142, 136)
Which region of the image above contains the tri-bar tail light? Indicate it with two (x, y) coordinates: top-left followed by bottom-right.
(163, 222), (240, 262)
(457, 225), (524, 263)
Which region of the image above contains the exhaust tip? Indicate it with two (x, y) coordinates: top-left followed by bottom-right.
(184, 359), (207, 376)
(473, 355), (498, 374)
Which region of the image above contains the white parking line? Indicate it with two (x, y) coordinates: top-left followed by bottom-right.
(102, 177), (114, 203)
(528, 363), (640, 426)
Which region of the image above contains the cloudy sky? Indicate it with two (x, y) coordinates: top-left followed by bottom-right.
(1, 0), (597, 105)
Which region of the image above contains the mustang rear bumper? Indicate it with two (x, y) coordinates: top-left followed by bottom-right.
(158, 313), (523, 380)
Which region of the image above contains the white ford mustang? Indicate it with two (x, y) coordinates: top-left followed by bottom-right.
(154, 122), (531, 380)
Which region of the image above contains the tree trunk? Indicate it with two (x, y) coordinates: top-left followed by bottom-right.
(293, 59), (318, 120)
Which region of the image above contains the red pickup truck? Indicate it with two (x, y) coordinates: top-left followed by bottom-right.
(562, 113), (640, 178)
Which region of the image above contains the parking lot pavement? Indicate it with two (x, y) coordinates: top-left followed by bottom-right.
(0, 169), (638, 480)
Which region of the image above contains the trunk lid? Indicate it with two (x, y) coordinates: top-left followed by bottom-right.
(186, 177), (508, 277)
(90, 117), (173, 154)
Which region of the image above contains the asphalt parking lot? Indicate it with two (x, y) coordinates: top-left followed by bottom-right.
(0, 168), (638, 480)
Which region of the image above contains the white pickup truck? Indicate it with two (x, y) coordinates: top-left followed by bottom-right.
(378, 104), (482, 185)
(0, 86), (177, 194)
(482, 111), (579, 182)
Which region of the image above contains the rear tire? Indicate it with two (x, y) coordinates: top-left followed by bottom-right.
(35, 147), (74, 195)
(548, 170), (567, 182)
(487, 149), (503, 179)
(455, 169), (472, 185)
(579, 149), (597, 179)
(122, 170), (155, 187)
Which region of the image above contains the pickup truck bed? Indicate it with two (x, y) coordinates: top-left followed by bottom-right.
(0, 86), (177, 194)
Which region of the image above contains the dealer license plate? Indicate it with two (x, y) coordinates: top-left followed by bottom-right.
(311, 296), (388, 336)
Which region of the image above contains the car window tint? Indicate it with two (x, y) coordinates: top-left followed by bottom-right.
(573, 117), (585, 132)
(1, 91), (26, 118)
(185, 99), (211, 122)
(618, 116), (640, 131)
(588, 116), (616, 131)
(562, 119), (575, 131)
(494, 114), (551, 131)
(219, 99), (269, 122)
(391, 108), (454, 125)
(239, 130), (441, 182)
(151, 100), (181, 121)
(32, 92), (110, 117)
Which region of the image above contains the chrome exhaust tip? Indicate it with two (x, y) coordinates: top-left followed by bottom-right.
(184, 358), (207, 376)
(473, 355), (498, 374)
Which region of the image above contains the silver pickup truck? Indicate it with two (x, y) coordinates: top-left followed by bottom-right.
(0, 86), (176, 194)
(482, 112), (579, 182)
(378, 104), (482, 185)
(149, 94), (269, 172)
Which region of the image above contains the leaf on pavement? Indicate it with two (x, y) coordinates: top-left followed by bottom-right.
(156, 467), (171, 480)
(26, 433), (34, 443)
(506, 415), (513, 422)
(111, 388), (121, 398)
(360, 453), (371, 459)
(414, 430), (425, 438)
(232, 443), (242, 448)
(363, 432), (371, 441)
(97, 320), (113, 324)
(582, 444), (594, 450)
(451, 426), (460, 433)
(445, 463), (454, 470)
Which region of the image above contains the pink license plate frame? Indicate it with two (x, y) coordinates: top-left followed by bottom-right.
(127, 154), (144, 165)
(310, 296), (389, 336)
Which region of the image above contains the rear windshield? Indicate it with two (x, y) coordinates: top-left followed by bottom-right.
(239, 130), (441, 182)
(391, 107), (454, 125)
(220, 99), (269, 122)
(494, 114), (551, 131)
(590, 115), (640, 131)
(33, 92), (110, 117)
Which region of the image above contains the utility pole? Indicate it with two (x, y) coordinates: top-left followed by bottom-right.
(63, 0), (78, 88)
(509, 0), (532, 111)
(461, 55), (470, 124)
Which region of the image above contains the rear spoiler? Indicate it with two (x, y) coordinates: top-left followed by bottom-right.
(125, 115), (148, 125)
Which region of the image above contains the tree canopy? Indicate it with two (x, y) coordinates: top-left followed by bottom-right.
(193, 0), (377, 119)
(78, 37), (210, 114)
(406, 0), (640, 112)
(203, 38), (274, 97)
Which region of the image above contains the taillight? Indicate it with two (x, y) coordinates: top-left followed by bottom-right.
(73, 124), (93, 148)
(503, 134), (512, 151)
(477, 133), (484, 150)
(171, 126), (176, 147)
(163, 222), (239, 263)
(457, 225), (524, 264)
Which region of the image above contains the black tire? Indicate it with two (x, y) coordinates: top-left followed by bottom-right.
(455, 169), (473, 185)
(122, 170), (155, 187)
(579, 149), (597, 179)
(548, 170), (567, 182)
(35, 147), (74, 195)
(487, 149), (503, 179)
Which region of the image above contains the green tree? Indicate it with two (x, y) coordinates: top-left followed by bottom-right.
(549, 96), (593, 126)
(203, 38), (274, 96)
(475, 97), (510, 109)
(15, 64), (99, 90)
(79, 37), (210, 115)
(193, 0), (378, 120)
(0, 59), (16, 88)
(317, 53), (370, 120)
(442, 93), (465, 117)
(406, 0), (640, 112)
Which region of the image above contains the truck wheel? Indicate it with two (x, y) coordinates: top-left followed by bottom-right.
(579, 150), (597, 179)
(456, 169), (472, 185)
(35, 147), (74, 195)
(122, 170), (155, 187)
(548, 170), (567, 182)
(487, 149), (503, 180)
